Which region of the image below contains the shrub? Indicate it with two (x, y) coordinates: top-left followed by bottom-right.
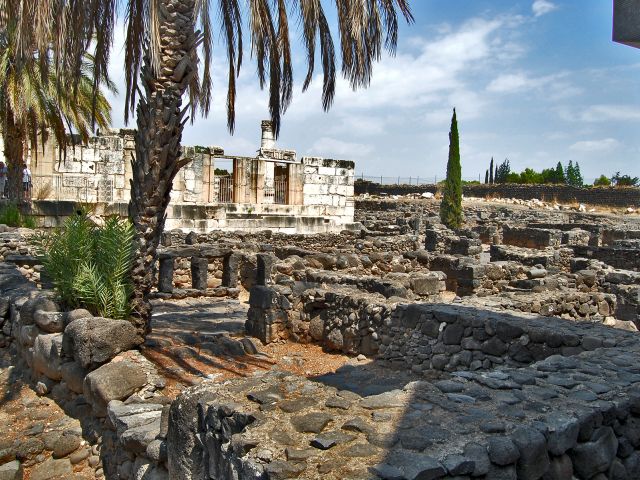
(594, 175), (611, 187)
(612, 172), (639, 187)
(0, 203), (37, 228)
(35, 210), (135, 319)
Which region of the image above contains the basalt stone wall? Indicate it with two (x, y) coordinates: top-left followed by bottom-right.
(247, 285), (626, 372)
(174, 326), (640, 479)
(573, 245), (640, 271)
(380, 303), (629, 374)
(355, 181), (640, 207)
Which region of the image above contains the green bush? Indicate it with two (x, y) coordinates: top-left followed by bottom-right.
(594, 175), (611, 187)
(35, 211), (135, 319)
(0, 203), (37, 228)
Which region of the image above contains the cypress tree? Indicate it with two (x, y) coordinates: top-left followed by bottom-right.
(485, 169), (489, 184)
(489, 157), (494, 184)
(440, 108), (463, 229)
(555, 162), (565, 184)
(494, 164), (499, 184)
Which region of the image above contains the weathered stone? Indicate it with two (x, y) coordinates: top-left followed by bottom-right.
(0, 460), (22, 480)
(488, 436), (520, 465)
(360, 390), (406, 409)
(463, 442), (490, 476)
(60, 361), (87, 394)
(511, 426), (549, 480)
(64, 317), (139, 369)
(291, 412), (333, 434)
(385, 450), (446, 480)
(443, 324), (464, 345)
(32, 333), (63, 381)
(20, 297), (58, 326)
(34, 311), (65, 333)
(191, 257), (208, 290)
(83, 360), (148, 416)
(546, 413), (579, 455)
(481, 337), (507, 356)
(52, 433), (81, 458)
(29, 458), (72, 480)
(443, 454), (474, 475)
(570, 426), (618, 478)
(158, 256), (175, 293)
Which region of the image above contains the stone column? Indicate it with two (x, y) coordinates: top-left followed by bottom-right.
(287, 163), (304, 206)
(191, 257), (208, 291)
(255, 159), (266, 205)
(222, 253), (241, 288)
(158, 255), (175, 293)
(256, 253), (276, 286)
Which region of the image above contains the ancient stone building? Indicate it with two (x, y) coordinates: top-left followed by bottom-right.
(9, 121), (356, 232)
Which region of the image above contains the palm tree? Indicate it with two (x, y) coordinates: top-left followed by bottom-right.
(2, 0), (413, 337)
(0, 25), (114, 201)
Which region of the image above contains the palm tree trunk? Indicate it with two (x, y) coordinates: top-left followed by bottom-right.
(127, 0), (197, 337)
(3, 110), (25, 202)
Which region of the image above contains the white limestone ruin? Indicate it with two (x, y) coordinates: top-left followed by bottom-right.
(6, 121), (356, 233)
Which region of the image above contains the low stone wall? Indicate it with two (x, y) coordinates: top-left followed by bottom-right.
(355, 181), (640, 207)
(573, 244), (640, 271)
(0, 263), (170, 479)
(380, 303), (628, 374)
(502, 225), (563, 249)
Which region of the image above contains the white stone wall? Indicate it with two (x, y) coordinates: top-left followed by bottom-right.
(302, 157), (355, 220)
(26, 129), (356, 232)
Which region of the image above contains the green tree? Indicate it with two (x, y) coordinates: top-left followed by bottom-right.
(484, 169), (489, 184)
(4, 0), (413, 336)
(594, 175), (611, 187)
(489, 157), (494, 184)
(611, 172), (639, 187)
(0, 26), (113, 201)
(565, 160), (583, 187)
(554, 162), (565, 184)
(495, 158), (511, 183)
(440, 109), (463, 229)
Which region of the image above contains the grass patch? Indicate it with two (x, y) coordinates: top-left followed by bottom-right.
(0, 203), (37, 228)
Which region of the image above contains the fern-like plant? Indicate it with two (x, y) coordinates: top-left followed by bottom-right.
(35, 210), (135, 319)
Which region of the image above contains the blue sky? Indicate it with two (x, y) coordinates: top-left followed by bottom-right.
(107, 1), (640, 183)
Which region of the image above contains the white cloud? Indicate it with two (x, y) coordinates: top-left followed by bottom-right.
(307, 137), (373, 158)
(569, 138), (620, 152)
(487, 73), (533, 93)
(532, 0), (558, 17)
(325, 115), (386, 136)
(577, 105), (640, 122)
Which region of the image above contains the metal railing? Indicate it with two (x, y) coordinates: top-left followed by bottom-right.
(274, 177), (287, 204)
(215, 176), (234, 203)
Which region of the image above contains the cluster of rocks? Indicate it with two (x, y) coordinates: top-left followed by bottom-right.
(0, 262), (169, 479)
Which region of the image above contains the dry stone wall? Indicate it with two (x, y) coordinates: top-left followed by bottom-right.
(0, 263), (170, 479)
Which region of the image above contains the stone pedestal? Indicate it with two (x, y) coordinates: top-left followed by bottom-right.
(256, 254), (276, 286)
(158, 256), (175, 293)
(222, 253), (241, 288)
(191, 257), (208, 291)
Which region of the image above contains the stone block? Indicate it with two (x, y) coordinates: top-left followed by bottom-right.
(83, 360), (148, 416)
(191, 257), (208, 291)
(63, 317), (139, 370)
(32, 333), (64, 381)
